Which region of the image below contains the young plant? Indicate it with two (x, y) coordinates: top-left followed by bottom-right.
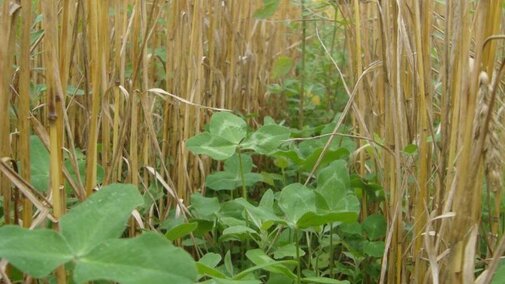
(186, 112), (290, 199)
(0, 184), (197, 284)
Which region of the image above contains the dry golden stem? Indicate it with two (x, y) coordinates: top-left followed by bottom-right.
(84, 0), (103, 196)
(19, 0), (33, 228)
(41, 0), (67, 282)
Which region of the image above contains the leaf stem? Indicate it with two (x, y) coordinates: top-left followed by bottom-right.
(295, 229), (301, 284)
(237, 151), (247, 201)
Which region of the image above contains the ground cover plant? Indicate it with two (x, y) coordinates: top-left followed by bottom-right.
(0, 0), (504, 283)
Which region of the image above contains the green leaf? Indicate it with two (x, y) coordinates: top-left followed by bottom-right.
(403, 144), (418, 155)
(316, 160), (350, 210)
(301, 277), (349, 284)
(363, 214), (387, 240)
(243, 249), (296, 279)
(300, 148), (349, 172)
(196, 262), (228, 280)
(74, 232), (197, 284)
(199, 253), (222, 268)
(190, 193), (220, 220)
(165, 222), (198, 241)
(221, 225), (257, 241)
(206, 171), (242, 190)
(225, 153), (254, 174)
(234, 198), (284, 230)
(339, 222), (363, 236)
(206, 171), (263, 191)
(30, 135), (50, 192)
(296, 209), (359, 229)
(362, 240), (385, 258)
(259, 189), (275, 210)
(0, 226), (73, 278)
(60, 183), (143, 256)
(242, 125), (290, 155)
(253, 0), (281, 19)
(206, 154), (263, 190)
(209, 112), (247, 144)
(186, 132), (237, 160)
(271, 56), (294, 79)
(278, 183), (316, 228)
(224, 250), (234, 276)
(273, 243), (305, 259)
(492, 260), (505, 284)
(67, 85), (85, 96)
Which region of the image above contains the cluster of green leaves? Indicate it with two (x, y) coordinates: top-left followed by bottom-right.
(0, 184), (197, 284)
(186, 112), (290, 161)
(177, 112), (385, 283)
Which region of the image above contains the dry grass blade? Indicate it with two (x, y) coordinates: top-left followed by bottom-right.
(148, 88), (231, 112)
(0, 158), (53, 217)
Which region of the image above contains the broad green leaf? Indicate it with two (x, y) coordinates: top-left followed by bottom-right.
(296, 210), (359, 229)
(259, 189), (275, 210)
(30, 135), (50, 192)
(60, 184), (143, 256)
(316, 160), (350, 210)
(278, 183), (316, 227)
(206, 172), (263, 191)
(198, 252), (222, 268)
(273, 149), (303, 165)
(243, 249), (296, 279)
(186, 132), (236, 160)
(196, 263), (228, 280)
(492, 260), (505, 284)
(242, 125), (290, 155)
(300, 148), (349, 171)
(339, 222), (363, 236)
(206, 154), (263, 190)
(271, 56), (294, 79)
(224, 153), (254, 174)
(362, 240), (385, 258)
(298, 194), (360, 228)
(165, 222), (198, 241)
(273, 243), (305, 259)
(363, 214), (387, 240)
(206, 171), (242, 190)
(302, 277), (349, 284)
(74, 232), (197, 284)
(254, 0), (281, 19)
(221, 225), (257, 241)
(219, 216), (246, 227)
(190, 193), (220, 220)
(0, 226), (73, 278)
(209, 112), (247, 144)
(234, 198), (284, 230)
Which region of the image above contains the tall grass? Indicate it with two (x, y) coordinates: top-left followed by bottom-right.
(337, 1), (504, 282)
(0, 0), (504, 283)
(0, 0), (298, 229)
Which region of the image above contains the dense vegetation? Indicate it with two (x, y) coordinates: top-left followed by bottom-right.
(0, 0), (504, 283)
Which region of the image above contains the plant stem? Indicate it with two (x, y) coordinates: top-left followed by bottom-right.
(295, 229), (301, 284)
(299, 0), (306, 129)
(329, 223), (334, 278)
(237, 151), (247, 201)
